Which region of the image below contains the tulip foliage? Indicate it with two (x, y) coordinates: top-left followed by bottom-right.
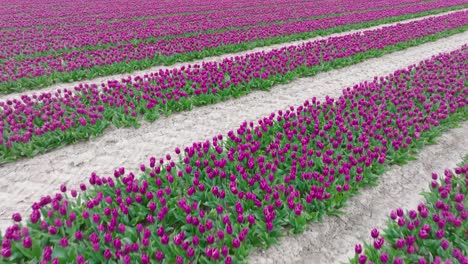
(351, 163), (468, 264)
(0, 43), (466, 263)
(1, 11), (468, 164)
(0, 0), (467, 92)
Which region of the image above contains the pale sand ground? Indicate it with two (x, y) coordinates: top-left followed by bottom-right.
(1, 8), (467, 102)
(1, 31), (467, 235)
(249, 123), (468, 264)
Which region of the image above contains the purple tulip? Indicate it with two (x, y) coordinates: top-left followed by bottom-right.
(192, 236), (199, 246)
(441, 240), (450, 250)
(266, 222), (274, 231)
(104, 249), (112, 260)
(141, 253), (149, 264)
(380, 252), (389, 263)
(232, 238), (240, 248)
(42, 246), (52, 261)
(22, 237), (32, 248)
(396, 238), (405, 249)
(358, 255), (367, 264)
(373, 237), (384, 250)
(187, 247), (195, 258)
(155, 251), (164, 262)
(355, 244), (362, 254)
(11, 213), (22, 222)
(1, 247), (11, 258)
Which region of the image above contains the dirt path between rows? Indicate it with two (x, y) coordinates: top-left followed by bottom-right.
(249, 122), (468, 264)
(1, 8), (466, 102)
(0, 31), (467, 233)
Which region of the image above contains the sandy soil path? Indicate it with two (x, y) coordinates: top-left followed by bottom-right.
(248, 122), (468, 264)
(1, 8), (466, 102)
(0, 31), (467, 233)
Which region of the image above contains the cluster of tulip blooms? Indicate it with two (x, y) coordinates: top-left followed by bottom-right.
(0, 45), (466, 263)
(1, 11), (467, 163)
(351, 164), (468, 264)
(1, 1), (466, 90)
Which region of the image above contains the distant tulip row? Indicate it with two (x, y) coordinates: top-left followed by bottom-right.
(0, 44), (466, 263)
(2, 0), (447, 56)
(0, 0), (393, 29)
(351, 164), (468, 264)
(1, 11), (467, 163)
(1, 4), (467, 92)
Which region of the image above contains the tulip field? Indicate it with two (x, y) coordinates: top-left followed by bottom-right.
(0, 0), (467, 263)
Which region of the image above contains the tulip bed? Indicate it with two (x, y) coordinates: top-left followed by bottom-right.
(1, 1), (467, 92)
(1, 11), (467, 164)
(350, 163), (468, 264)
(0, 42), (466, 263)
